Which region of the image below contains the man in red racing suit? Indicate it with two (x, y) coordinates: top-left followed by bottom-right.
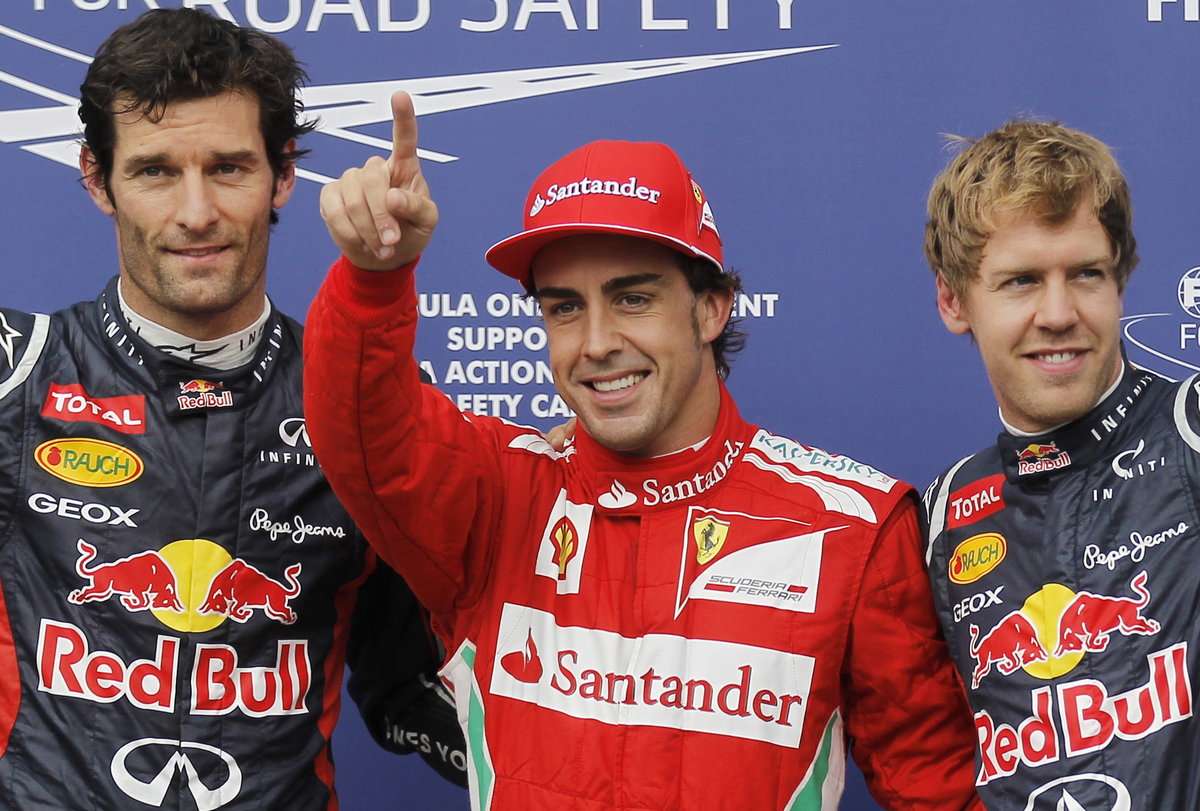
(304, 94), (981, 810)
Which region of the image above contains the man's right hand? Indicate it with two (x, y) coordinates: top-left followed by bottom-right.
(319, 91), (439, 271)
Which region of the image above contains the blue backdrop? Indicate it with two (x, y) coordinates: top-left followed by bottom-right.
(3, 1), (1197, 807)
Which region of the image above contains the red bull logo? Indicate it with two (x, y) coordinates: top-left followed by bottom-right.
(949, 532), (1007, 584)
(37, 619), (311, 717)
(177, 380), (233, 410)
(68, 539), (183, 612)
(966, 570), (1160, 689)
(1016, 442), (1072, 475)
(178, 379), (221, 394)
(68, 538), (302, 631)
(35, 438), (144, 487)
(974, 642), (1190, 785)
(1016, 442), (1059, 460)
(198, 560), (302, 625)
(968, 611), (1049, 689)
(1052, 570), (1160, 656)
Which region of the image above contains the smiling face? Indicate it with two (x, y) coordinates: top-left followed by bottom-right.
(81, 90), (294, 339)
(937, 203), (1125, 433)
(532, 234), (732, 457)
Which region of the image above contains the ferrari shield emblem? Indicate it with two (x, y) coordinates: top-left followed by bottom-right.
(693, 515), (730, 565)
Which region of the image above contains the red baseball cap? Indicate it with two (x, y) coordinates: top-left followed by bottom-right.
(485, 140), (724, 289)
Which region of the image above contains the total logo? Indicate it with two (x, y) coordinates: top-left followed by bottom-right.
(111, 738), (242, 810)
(41, 383), (146, 435)
(67, 538), (302, 631)
(489, 603), (816, 747)
(946, 474), (1006, 530)
(967, 570), (1160, 689)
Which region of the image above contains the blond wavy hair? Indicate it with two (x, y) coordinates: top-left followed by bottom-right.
(924, 120), (1137, 298)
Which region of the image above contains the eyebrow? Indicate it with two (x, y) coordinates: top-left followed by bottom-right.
(122, 149), (260, 170)
(535, 272), (664, 300)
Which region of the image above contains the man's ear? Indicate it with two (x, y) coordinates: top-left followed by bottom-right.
(272, 139), (298, 210)
(935, 272), (972, 336)
(79, 145), (115, 217)
(696, 286), (734, 345)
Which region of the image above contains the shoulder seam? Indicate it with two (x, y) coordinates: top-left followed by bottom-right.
(0, 313), (50, 402)
(923, 451), (978, 565)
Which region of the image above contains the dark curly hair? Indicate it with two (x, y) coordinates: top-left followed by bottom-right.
(678, 255), (746, 379)
(79, 8), (316, 219)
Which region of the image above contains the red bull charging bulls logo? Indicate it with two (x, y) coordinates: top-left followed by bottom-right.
(69, 539), (183, 612)
(199, 560), (302, 625)
(1015, 441), (1072, 476)
(967, 571), (1186, 787)
(968, 570), (1159, 688)
(177, 379), (233, 410)
(68, 538), (301, 632)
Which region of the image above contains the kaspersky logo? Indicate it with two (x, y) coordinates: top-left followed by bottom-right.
(0, 24), (832, 179)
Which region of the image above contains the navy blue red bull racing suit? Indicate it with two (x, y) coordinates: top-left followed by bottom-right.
(923, 362), (1200, 809)
(303, 257), (983, 810)
(0, 278), (464, 809)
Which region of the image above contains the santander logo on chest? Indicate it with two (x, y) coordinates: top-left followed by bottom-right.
(490, 603), (815, 747)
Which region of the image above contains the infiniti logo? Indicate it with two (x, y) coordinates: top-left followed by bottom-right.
(279, 417), (311, 448)
(1023, 773), (1130, 811)
(111, 738), (242, 810)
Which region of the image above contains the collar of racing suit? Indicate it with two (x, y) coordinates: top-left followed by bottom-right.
(997, 356), (1159, 485)
(570, 378), (759, 515)
(89, 276), (290, 422)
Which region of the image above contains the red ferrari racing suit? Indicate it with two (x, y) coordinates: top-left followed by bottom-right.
(304, 257), (982, 810)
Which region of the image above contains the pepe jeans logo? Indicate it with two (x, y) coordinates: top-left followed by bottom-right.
(248, 508), (346, 544)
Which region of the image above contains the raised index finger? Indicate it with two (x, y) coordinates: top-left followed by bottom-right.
(387, 90), (421, 188)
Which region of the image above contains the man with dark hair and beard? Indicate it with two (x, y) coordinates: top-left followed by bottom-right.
(0, 9), (464, 808)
